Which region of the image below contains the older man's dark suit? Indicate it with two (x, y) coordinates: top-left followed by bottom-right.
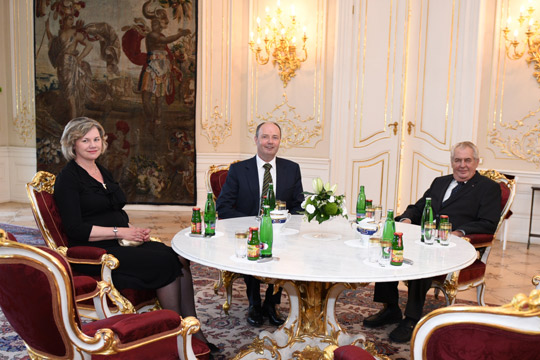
(216, 156), (304, 308)
(374, 171), (501, 320)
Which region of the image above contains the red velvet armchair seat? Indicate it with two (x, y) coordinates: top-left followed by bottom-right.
(26, 171), (158, 319)
(410, 284), (540, 360)
(0, 230), (210, 360)
(431, 169), (516, 306)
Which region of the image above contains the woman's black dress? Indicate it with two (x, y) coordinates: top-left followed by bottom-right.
(54, 160), (182, 290)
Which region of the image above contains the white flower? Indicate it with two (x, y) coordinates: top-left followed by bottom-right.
(342, 206), (348, 216)
(301, 199), (306, 208)
(311, 195), (316, 201)
(306, 204), (316, 214)
(329, 195), (335, 203)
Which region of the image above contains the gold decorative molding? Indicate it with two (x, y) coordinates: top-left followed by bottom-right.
(488, 106), (540, 166)
(250, 92), (321, 149)
(12, 0), (35, 144)
(201, 106), (232, 151)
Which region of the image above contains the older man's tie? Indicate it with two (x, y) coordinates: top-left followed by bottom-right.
(444, 181), (464, 205)
(261, 163), (273, 207)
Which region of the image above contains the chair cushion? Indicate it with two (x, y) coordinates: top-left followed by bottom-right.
(210, 169), (229, 199)
(66, 246), (107, 261)
(73, 275), (99, 297)
(33, 189), (70, 247)
(457, 259), (486, 284)
(500, 182), (510, 211)
(334, 345), (376, 360)
(425, 323), (540, 360)
(0, 258), (68, 356)
(85, 310), (210, 359)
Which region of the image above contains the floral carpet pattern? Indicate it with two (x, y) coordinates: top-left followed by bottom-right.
(0, 223), (474, 359)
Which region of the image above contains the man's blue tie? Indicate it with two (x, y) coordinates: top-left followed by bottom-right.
(444, 181), (464, 205)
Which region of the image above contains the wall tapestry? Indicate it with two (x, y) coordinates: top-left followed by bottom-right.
(34, 0), (197, 205)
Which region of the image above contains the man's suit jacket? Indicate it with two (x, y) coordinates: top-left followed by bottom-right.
(216, 156), (304, 219)
(396, 171), (501, 235)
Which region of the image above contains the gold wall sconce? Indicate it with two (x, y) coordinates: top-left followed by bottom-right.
(502, 2), (540, 84)
(248, 1), (308, 87)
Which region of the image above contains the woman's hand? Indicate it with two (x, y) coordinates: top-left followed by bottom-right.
(120, 226), (151, 242)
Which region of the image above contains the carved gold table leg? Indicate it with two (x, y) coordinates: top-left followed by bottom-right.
(234, 280), (380, 359)
(215, 270), (242, 315)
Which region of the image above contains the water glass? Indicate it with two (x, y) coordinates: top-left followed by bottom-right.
(374, 205), (383, 223)
(276, 200), (287, 211)
(235, 230), (248, 258)
(368, 237), (381, 262)
(379, 240), (391, 266)
(439, 222), (452, 246)
(424, 222), (436, 245)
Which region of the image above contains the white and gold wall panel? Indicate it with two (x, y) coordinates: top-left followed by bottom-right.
(247, 0), (328, 154)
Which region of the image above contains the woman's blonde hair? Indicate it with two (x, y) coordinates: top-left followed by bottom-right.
(60, 117), (108, 161)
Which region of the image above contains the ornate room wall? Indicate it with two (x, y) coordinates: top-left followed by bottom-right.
(1, 0), (539, 245)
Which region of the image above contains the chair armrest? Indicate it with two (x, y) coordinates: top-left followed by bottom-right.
(66, 246), (107, 263)
(464, 234), (494, 248)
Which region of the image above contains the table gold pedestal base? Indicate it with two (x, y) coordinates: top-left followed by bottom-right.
(234, 281), (385, 360)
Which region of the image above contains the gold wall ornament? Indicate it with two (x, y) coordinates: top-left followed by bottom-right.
(250, 92), (321, 149)
(201, 106), (232, 150)
(502, 3), (540, 86)
(249, 1), (308, 87)
(488, 110), (540, 166)
(13, 99), (35, 145)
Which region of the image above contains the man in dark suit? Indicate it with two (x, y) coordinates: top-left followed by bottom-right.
(363, 141), (501, 343)
(216, 121), (304, 327)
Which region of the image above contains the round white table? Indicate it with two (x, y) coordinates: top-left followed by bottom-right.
(172, 215), (476, 359)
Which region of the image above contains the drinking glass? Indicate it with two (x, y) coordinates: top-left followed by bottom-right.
(379, 240), (391, 266)
(374, 205), (383, 223)
(276, 200), (287, 211)
(368, 237), (381, 262)
(439, 222), (452, 246)
(235, 230), (248, 258)
(424, 222), (436, 245)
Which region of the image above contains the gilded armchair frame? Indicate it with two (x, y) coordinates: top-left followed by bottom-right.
(26, 171), (160, 319)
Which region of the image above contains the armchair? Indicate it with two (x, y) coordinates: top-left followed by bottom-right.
(26, 171), (159, 319)
(0, 230), (209, 360)
(431, 169), (516, 306)
(206, 163), (242, 314)
(411, 280), (540, 360)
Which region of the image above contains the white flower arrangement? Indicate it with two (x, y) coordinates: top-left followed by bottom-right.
(300, 178), (348, 224)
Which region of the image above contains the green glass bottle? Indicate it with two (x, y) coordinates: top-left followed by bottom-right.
(260, 205), (273, 258)
(390, 232), (404, 266)
(382, 209), (396, 243)
(204, 192), (216, 236)
(267, 183), (276, 210)
(356, 185), (366, 222)
(420, 198), (433, 242)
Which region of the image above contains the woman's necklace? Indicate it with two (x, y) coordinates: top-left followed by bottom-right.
(76, 161), (106, 188)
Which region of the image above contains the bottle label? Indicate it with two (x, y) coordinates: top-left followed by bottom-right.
(391, 250), (403, 265)
(204, 221), (216, 235)
(191, 221), (201, 234)
(247, 244), (260, 260)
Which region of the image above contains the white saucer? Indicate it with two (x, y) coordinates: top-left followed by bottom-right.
(362, 258), (412, 269)
(302, 232), (342, 241)
(344, 239), (369, 248)
(229, 254), (278, 263)
(278, 228), (299, 236)
(414, 239), (456, 248)
(184, 231), (224, 239)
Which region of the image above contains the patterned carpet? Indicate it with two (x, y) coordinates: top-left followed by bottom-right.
(0, 223), (471, 359)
